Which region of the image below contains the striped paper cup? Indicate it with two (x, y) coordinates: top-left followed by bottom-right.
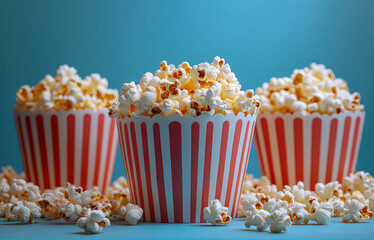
(117, 112), (257, 223)
(13, 108), (118, 193)
(254, 111), (365, 190)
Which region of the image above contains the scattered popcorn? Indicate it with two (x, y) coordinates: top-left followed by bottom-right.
(343, 200), (362, 223)
(11, 201), (41, 224)
(203, 199), (232, 225)
(309, 201), (332, 225)
(109, 57), (260, 118)
(77, 210), (110, 234)
(15, 65), (118, 112)
(265, 209), (292, 233)
(244, 205), (269, 231)
(119, 203), (143, 225)
(256, 63), (364, 115)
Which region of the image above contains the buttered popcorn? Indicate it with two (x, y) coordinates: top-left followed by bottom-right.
(256, 63), (364, 115)
(15, 65), (118, 112)
(108, 57), (261, 118)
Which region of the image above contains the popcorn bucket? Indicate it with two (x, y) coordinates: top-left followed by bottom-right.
(254, 111), (365, 190)
(13, 109), (118, 193)
(117, 113), (257, 223)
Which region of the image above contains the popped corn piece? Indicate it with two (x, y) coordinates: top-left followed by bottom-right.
(265, 209), (292, 233)
(119, 203), (143, 225)
(203, 200), (232, 225)
(309, 201), (332, 225)
(11, 201), (41, 224)
(343, 199), (362, 223)
(77, 210), (110, 234)
(244, 205), (269, 231)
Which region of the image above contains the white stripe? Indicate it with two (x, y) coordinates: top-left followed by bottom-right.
(134, 120), (149, 221)
(343, 116), (356, 178)
(331, 116), (345, 182)
(43, 113), (55, 189)
(318, 117), (331, 183)
(159, 120), (174, 222)
(181, 121), (191, 223)
(87, 113), (99, 190)
(267, 116), (283, 189)
(195, 119), (207, 222)
(106, 122), (118, 190)
(74, 112), (84, 187)
(221, 118), (236, 206)
(98, 115), (110, 192)
(208, 119), (222, 205)
(59, 113), (68, 186)
(283, 115), (295, 186)
(146, 121), (161, 222)
(120, 121), (135, 204)
(302, 117), (312, 189)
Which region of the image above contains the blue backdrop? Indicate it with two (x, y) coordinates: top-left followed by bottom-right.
(0, 0), (373, 182)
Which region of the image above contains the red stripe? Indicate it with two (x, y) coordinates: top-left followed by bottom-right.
(102, 118), (116, 193)
(130, 122), (144, 209)
(275, 117), (288, 187)
(190, 122), (199, 223)
(325, 119), (338, 183)
(51, 115), (61, 187)
(36, 115), (50, 189)
(254, 123), (265, 175)
(16, 116), (31, 182)
(224, 120), (243, 207)
(348, 117), (361, 174)
(80, 114), (91, 190)
(141, 122), (155, 222)
(215, 121), (229, 200)
(124, 123), (137, 204)
(200, 121), (214, 222)
(25, 116), (39, 186)
(310, 118), (322, 190)
(293, 118), (304, 182)
(67, 114), (75, 184)
(169, 121), (183, 223)
(261, 118), (275, 183)
(235, 120), (256, 217)
(93, 114), (104, 187)
(337, 117), (352, 182)
(153, 123), (168, 223)
(231, 120), (250, 217)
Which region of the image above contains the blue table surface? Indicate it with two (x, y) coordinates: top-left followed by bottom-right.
(1, 217), (373, 240)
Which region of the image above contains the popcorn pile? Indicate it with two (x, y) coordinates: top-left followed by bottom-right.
(108, 57), (261, 118)
(0, 166), (142, 234)
(15, 65), (118, 112)
(235, 171), (374, 233)
(256, 63), (364, 115)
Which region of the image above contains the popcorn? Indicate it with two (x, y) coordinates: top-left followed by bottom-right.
(309, 201), (332, 225)
(256, 63), (364, 115)
(342, 200), (362, 223)
(15, 65), (118, 112)
(60, 203), (83, 222)
(288, 202), (309, 224)
(265, 209), (292, 233)
(203, 200), (232, 225)
(119, 203), (143, 225)
(77, 210), (110, 234)
(11, 201), (41, 224)
(244, 205), (270, 231)
(109, 57), (260, 118)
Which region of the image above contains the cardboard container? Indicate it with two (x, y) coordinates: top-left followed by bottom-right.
(14, 109), (118, 193)
(254, 111), (365, 190)
(117, 112), (257, 223)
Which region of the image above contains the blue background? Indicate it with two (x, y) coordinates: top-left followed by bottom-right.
(0, 0), (373, 182)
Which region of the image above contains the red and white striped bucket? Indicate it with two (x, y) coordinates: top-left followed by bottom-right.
(14, 109), (118, 193)
(254, 111), (365, 190)
(117, 113), (257, 223)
